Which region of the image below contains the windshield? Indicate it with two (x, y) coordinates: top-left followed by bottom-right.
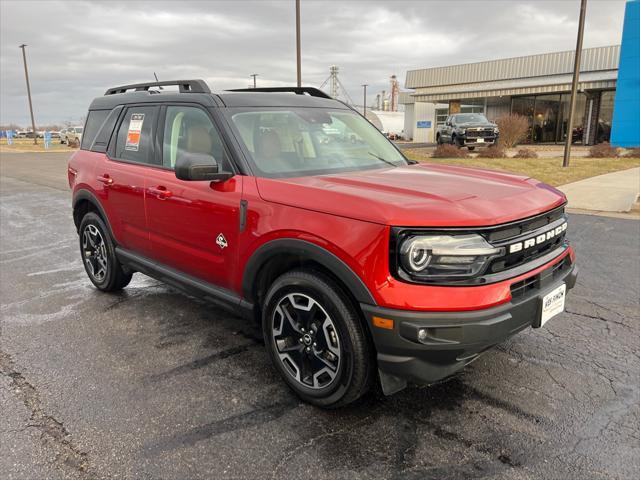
(453, 113), (488, 123)
(74, 127), (83, 133)
(226, 108), (407, 177)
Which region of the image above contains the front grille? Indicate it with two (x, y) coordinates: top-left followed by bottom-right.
(510, 256), (571, 299)
(466, 128), (494, 138)
(483, 207), (568, 275)
(485, 206), (565, 243)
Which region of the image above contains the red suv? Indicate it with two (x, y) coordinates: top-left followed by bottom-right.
(69, 80), (577, 407)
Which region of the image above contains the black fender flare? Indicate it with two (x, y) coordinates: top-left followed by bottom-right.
(242, 239), (377, 306)
(72, 189), (115, 239)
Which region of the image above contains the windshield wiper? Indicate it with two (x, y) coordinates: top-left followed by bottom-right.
(368, 151), (398, 167)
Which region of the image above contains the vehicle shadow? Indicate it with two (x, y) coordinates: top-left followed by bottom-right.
(128, 282), (537, 478)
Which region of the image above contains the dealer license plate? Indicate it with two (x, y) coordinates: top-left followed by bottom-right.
(476, 138), (484, 143)
(539, 284), (566, 327)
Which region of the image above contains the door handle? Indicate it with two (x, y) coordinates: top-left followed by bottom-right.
(97, 174), (113, 186)
(148, 186), (173, 200)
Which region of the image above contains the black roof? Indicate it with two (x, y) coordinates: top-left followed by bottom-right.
(89, 80), (348, 111)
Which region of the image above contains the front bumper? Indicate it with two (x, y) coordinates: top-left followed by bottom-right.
(461, 134), (498, 146)
(361, 258), (578, 395)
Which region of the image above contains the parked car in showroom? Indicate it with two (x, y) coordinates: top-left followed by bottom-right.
(436, 113), (499, 150)
(69, 80), (576, 408)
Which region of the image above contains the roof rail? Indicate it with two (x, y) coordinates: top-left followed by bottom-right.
(226, 87), (332, 99)
(104, 79), (211, 95)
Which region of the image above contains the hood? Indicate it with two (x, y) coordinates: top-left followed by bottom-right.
(256, 164), (566, 227)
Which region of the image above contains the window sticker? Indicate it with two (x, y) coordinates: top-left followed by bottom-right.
(125, 113), (145, 151)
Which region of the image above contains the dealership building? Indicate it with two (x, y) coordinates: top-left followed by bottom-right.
(400, 45), (621, 145)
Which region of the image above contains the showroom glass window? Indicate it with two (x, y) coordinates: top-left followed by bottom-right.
(597, 91), (615, 143)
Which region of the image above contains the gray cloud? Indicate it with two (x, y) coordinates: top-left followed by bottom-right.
(0, 0), (626, 125)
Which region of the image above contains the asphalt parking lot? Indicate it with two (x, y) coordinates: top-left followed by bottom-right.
(1, 152), (638, 480)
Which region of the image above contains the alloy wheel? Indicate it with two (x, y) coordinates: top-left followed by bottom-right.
(271, 293), (341, 389)
(82, 224), (107, 282)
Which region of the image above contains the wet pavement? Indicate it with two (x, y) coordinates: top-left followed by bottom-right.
(1, 152), (638, 479)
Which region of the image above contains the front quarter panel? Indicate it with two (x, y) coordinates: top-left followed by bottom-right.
(236, 177), (389, 303)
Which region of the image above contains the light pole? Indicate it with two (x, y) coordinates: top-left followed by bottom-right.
(19, 44), (37, 145)
(250, 73), (258, 88)
(362, 84), (368, 118)
(296, 0), (301, 87)
(563, 0), (587, 168)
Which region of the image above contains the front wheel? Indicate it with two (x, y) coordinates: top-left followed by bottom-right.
(468, 146), (476, 151)
(262, 270), (373, 408)
(79, 212), (132, 292)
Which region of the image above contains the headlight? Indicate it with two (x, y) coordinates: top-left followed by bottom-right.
(494, 127), (499, 133)
(460, 128), (466, 135)
(398, 234), (503, 280)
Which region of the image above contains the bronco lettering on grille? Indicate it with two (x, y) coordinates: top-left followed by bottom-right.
(508, 222), (567, 254)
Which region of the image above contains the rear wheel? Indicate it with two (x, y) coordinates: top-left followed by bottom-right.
(79, 212), (132, 292)
(262, 270), (373, 408)
(468, 146), (476, 151)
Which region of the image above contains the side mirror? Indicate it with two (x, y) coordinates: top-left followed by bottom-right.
(175, 153), (233, 182)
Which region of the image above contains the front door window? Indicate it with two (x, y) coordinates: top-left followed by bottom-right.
(162, 106), (231, 171)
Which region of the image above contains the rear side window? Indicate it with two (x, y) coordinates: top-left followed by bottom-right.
(81, 110), (109, 150)
(114, 106), (159, 164)
(90, 106), (123, 153)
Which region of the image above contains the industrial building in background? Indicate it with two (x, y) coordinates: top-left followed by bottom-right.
(400, 45), (620, 145)
(366, 75), (403, 139)
(319, 65), (354, 104)
(319, 66), (405, 139)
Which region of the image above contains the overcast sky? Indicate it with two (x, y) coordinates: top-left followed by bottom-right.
(0, 0), (627, 126)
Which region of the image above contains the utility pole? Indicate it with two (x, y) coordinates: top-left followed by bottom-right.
(250, 73), (258, 88)
(19, 44), (37, 145)
(563, 0), (587, 168)
(295, 0), (301, 87)
(362, 84), (368, 118)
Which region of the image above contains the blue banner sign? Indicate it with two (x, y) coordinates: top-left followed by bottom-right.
(416, 121), (431, 128)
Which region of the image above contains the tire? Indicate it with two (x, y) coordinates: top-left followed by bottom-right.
(78, 212), (132, 292)
(468, 146), (476, 151)
(436, 134), (442, 145)
(262, 269), (373, 408)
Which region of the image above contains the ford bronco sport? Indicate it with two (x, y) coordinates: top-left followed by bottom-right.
(69, 80), (577, 408)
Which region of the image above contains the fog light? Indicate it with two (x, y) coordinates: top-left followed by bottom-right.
(417, 328), (429, 341)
